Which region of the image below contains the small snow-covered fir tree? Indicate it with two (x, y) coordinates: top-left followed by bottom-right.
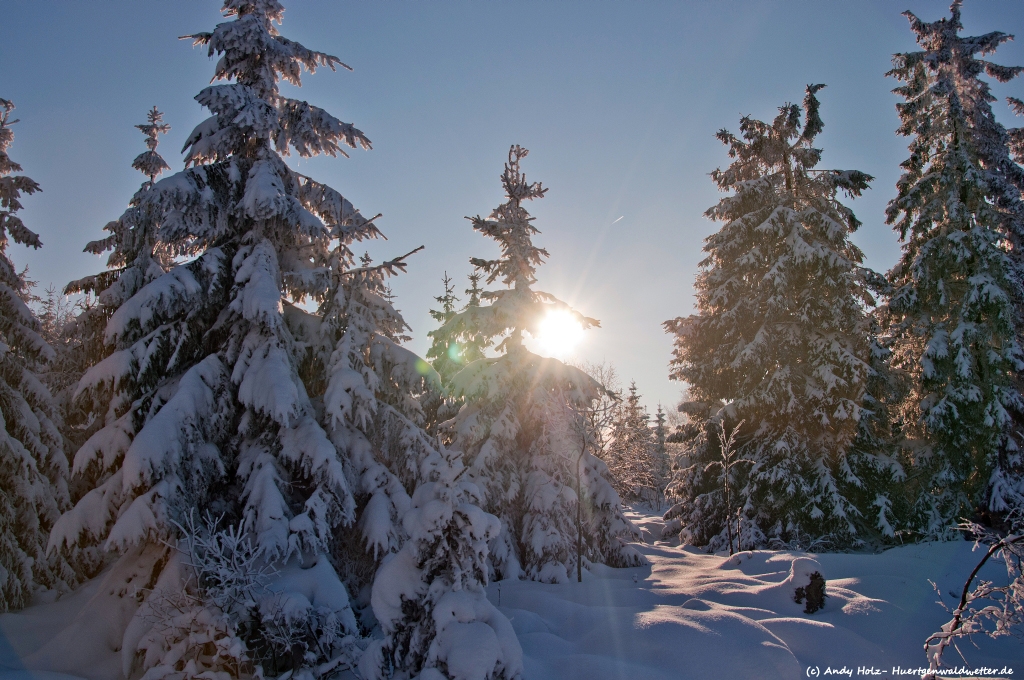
(458, 274), (487, 369)
(33, 284), (83, 406)
(300, 243), (521, 680)
(884, 3), (1024, 534)
(437, 146), (642, 582)
(664, 85), (881, 549)
(604, 383), (659, 505)
(426, 273), (463, 386)
(653, 404), (670, 494)
(426, 273), (489, 397)
(49, 3), (378, 674)
(0, 98), (74, 610)
(362, 446), (522, 680)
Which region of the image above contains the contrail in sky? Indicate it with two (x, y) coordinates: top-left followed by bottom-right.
(569, 215), (626, 304)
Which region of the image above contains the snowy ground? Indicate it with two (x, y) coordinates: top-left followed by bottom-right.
(490, 509), (1022, 680)
(1, 508), (1021, 680)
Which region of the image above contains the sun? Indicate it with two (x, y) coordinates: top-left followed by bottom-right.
(532, 309), (585, 358)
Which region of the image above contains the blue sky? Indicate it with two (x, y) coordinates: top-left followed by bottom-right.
(2, 0), (1022, 412)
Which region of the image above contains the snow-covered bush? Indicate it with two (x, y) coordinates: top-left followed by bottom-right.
(131, 514), (265, 680)
(0, 97), (75, 610)
(131, 513), (360, 680)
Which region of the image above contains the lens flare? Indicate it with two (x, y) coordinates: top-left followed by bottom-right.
(533, 309), (585, 358)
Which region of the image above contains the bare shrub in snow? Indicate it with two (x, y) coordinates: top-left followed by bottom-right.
(138, 512), (361, 679)
(135, 513), (268, 680)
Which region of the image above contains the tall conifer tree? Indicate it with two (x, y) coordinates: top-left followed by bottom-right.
(665, 86), (883, 549)
(49, 2), (382, 672)
(885, 2), (1024, 533)
(0, 98), (74, 611)
(438, 146), (641, 582)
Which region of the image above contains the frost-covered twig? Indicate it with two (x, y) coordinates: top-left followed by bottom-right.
(923, 521), (1024, 679)
(704, 419), (750, 555)
(171, 511), (273, 618)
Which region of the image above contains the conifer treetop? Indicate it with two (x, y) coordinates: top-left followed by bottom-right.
(469, 145), (549, 290)
(0, 99), (43, 262)
(888, 1), (1024, 242)
(429, 271), (458, 323)
(132, 107), (171, 185)
(182, 0), (370, 164)
(708, 85), (871, 231)
(896, 1), (1020, 84)
(442, 145), (598, 357)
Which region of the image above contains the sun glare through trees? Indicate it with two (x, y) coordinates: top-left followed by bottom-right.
(1, 1), (1024, 679)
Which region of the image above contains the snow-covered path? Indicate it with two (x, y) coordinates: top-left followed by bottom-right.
(490, 510), (1022, 680)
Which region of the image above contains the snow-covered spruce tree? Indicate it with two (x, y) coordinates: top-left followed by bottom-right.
(426, 273), (463, 386)
(426, 274), (489, 393)
(361, 446), (523, 680)
(664, 86), (883, 550)
(33, 284), (83, 407)
(437, 146), (642, 582)
(57, 107), (175, 489)
(297, 247), (522, 680)
(884, 4), (1024, 535)
(425, 273), (490, 438)
(310, 249), (438, 591)
(604, 382), (659, 505)
(904, 4), (1024, 257)
(653, 405), (671, 497)
(49, 2), (377, 675)
(458, 273), (487, 370)
(840, 311), (911, 543)
(0, 98), (74, 611)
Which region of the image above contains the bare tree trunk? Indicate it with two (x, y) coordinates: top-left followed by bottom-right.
(576, 446), (584, 583)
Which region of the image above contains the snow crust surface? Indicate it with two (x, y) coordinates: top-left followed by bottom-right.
(3, 509), (1023, 679)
